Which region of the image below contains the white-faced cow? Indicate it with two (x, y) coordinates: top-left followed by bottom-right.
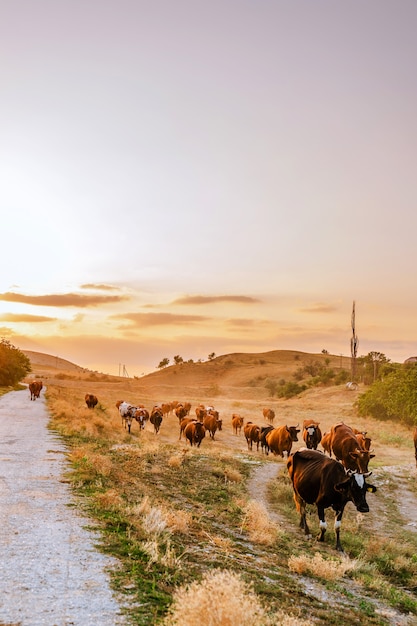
(287, 449), (377, 551)
(118, 401), (135, 433)
(134, 407), (149, 430)
(302, 419), (322, 450)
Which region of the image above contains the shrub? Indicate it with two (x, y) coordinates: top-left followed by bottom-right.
(0, 339), (31, 385)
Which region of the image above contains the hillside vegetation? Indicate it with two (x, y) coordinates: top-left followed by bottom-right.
(24, 350), (417, 625)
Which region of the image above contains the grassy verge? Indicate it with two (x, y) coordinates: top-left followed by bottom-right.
(44, 381), (417, 625)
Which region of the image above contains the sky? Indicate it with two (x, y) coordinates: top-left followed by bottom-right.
(1, 0), (417, 376)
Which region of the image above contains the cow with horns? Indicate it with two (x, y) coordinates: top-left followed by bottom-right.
(287, 448), (377, 551)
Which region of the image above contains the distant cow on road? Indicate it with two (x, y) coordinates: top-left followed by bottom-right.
(29, 381), (43, 401)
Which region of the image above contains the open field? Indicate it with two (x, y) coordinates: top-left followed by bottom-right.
(25, 350), (417, 625)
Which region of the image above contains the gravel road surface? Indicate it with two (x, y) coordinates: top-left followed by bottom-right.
(0, 387), (127, 626)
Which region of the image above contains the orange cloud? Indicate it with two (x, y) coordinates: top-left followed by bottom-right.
(0, 313), (57, 323)
(299, 303), (339, 314)
(172, 295), (260, 305)
(112, 312), (210, 327)
(80, 283), (120, 291)
(226, 318), (272, 327)
(0, 292), (129, 307)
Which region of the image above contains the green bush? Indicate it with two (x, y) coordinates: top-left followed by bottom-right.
(357, 365), (417, 425)
(0, 339), (31, 385)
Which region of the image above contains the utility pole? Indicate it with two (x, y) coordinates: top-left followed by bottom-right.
(350, 301), (358, 381)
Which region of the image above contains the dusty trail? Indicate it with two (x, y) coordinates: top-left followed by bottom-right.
(0, 388), (127, 626)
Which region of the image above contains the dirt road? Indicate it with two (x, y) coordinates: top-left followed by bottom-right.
(0, 387), (127, 626)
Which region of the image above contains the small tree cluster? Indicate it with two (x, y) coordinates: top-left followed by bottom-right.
(0, 339), (31, 385)
(357, 362), (417, 425)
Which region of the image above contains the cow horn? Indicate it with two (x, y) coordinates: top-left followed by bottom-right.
(363, 471), (372, 477)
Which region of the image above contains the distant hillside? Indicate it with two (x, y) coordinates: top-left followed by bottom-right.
(23, 350), (86, 373)
(22, 349), (352, 394)
(138, 349), (351, 389)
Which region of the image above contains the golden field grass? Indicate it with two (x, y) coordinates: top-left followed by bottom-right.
(24, 349), (417, 625)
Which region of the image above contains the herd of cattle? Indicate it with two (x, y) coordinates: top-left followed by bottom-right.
(80, 395), (417, 551)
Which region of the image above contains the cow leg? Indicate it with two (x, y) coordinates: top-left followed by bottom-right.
(294, 494), (311, 537)
(316, 506), (327, 543)
(334, 510), (345, 552)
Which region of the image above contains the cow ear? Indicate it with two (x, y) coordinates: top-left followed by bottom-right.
(334, 478), (350, 493)
(366, 484), (377, 493)
(370, 454), (375, 459)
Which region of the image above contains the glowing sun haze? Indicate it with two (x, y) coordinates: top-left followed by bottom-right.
(1, 1), (417, 375)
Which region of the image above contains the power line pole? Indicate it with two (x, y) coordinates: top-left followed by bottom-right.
(350, 301), (358, 381)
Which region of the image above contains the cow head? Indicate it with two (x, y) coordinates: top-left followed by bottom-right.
(349, 448), (375, 473)
(335, 472), (377, 513)
(287, 425), (301, 442)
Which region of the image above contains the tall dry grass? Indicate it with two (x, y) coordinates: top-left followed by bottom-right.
(240, 500), (281, 545)
(288, 552), (359, 580)
(162, 569), (309, 626)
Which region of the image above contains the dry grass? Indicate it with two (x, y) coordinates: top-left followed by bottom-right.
(33, 350), (417, 624)
(162, 568), (309, 626)
(162, 568), (312, 626)
(241, 500), (280, 545)
(288, 552), (359, 580)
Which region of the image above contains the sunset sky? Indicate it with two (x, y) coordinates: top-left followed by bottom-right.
(1, 1), (417, 376)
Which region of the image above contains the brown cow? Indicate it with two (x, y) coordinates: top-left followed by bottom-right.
(329, 423), (374, 473)
(260, 425), (274, 455)
(161, 402), (171, 417)
(134, 407), (149, 430)
(243, 422), (261, 451)
(29, 380), (42, 401)
(231, 414), (244, 435)
(321, 431), (332, 456)
(150, 406), (163, 434)
(184, 420), (206, 447)
(287, 448), (377, 551)
(262, 408), (275, 424)
(179, 417), (195, 439)
(203, 413), (222, 440)
(85, 393), (98, 409)
(302, 419), (322, 450)
(175, 404), (188, 423)
(355, 432), (372, 452)
(265, 424), (300, 457)
(195, 405), (207, 422)
(414, 427), (417, 468)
